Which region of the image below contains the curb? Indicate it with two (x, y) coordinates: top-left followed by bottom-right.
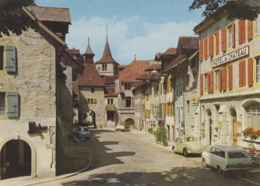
(21, 156), (92, 186)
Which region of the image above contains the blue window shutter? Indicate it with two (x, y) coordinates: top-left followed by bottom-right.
(6, 46), (17, 73)
(8, 92), (19, 118)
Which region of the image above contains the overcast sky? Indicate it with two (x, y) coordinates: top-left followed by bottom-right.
(36, 0), (204, 65)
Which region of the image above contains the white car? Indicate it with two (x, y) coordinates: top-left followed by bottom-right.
(202, 144), (252, 175)
(172, 135), (201, 157)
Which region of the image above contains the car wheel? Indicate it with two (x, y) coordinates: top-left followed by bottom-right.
(202, 158), (207, 167)
(183, 149), (188, 157)
(217, 166), (225, 176)
(172, 146), (176, 153)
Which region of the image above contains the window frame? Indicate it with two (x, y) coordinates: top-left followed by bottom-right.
(0, 92), (6, 116)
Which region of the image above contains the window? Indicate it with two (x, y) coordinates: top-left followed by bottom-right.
(186, 100), (190, 116)
(0, 46), (3, 70)
(246, 103), (260, 130)
(0, 92), (5, 116)
(124, 83), (131, 90)
(91, 87), (94, 93)
(126, 97), (131, 107)
(98, 67), (100, 71)
(102, 64), (107, 71)
(204, 73), (208, 92)
(256, 58), (260, 83)
(154, 106), (158, 117)
(215, 70), (219, 91)
(87, 99), (97, 104)
(107, 98), (113, 105)
(256, 14), (260, 36)
(227, 25), (232, 48)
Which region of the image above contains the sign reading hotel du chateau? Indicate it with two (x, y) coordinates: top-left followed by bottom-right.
(211, 46), (249, 68)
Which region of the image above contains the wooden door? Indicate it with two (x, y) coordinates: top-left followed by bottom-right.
(233, 117), (237, 146)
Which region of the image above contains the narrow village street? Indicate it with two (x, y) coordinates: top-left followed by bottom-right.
(32, 128), (254, 186)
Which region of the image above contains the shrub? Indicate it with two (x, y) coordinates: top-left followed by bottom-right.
(155, 127), (167, 143)
(124, 122), (130, 131)
(148, 128), (153, 133)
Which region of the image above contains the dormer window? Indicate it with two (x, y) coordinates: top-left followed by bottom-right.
(102, 64), (107, 71)
(124, 83), (131, 90)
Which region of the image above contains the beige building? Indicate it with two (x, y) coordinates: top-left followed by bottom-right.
(0, 6), (71, 179)
(194, 2), (260, 151)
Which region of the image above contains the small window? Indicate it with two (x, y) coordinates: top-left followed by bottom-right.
(204, 73), (208, 93)
(215, 70), (219, 91)
(256, 58), (260, 84)
(0, 46), (3, 70)
(91, 87), (94, 93)
(227, 25), (232, 48)
(126, 97), (131, 107)
(0, 92), (5, 116)
(124, 83), (131, 90)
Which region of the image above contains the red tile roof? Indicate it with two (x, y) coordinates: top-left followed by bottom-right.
(66, 49), (80, 55)
(144, 63), (161, 71)
(119, 60), (149, 92)
(96, 39), (118, 64)
(178, 37), (199, 50)
(105, 87), (117, 97)
(77, 63), (105, 87)
(164, 48), (177, 55)
(101, 76), (116, 84)
(136, 73), (153, 80)
(35, 6), (71, 23)
(163, 55), (187, 72)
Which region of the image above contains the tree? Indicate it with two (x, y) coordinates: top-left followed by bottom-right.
(0, 0), (39, 37)
(189, 0), (260, 21)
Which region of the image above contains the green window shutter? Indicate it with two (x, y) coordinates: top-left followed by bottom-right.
(6, 46), (16, 72)
(152, 105), (154, 115)
(8, 92), (19, 118)
(159, 103), (162, 118)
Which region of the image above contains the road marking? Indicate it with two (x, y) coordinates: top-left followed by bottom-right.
(240, 177), (260, 186)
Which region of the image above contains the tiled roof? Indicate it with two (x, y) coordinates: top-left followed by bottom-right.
(72, 65), (84, 75)
(119, 60), (149, 92)
(164, 48), (177, 55)
(101, 76), (116, 84)
(179, 37), (199, 50)
(123, 73), (143, 83)
(96, 39), (118, 64)
(144, 63), (161, 71)
(35, 6), (71, 23)
(163, 55), (187, 72)
(77, 63), (105, 87)
(118, 65), (127, 69)
(136, 73), (153, 80)
(66, 49), (80, 55)
(105, 87), (117, 97)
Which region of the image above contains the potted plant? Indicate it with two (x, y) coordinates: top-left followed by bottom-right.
(243, 127), (253, 138)
(155, 127), (167, 146)
(148, 128), (153, 133)
(124, 122), (130, 131)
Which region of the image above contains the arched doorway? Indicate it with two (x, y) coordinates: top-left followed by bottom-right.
(207, 109), (212, 145)
(83, 110), (96, 128)
(125, 118), (134, 128)
(1, 140), (31, 179)
(230, 109), (237, 146)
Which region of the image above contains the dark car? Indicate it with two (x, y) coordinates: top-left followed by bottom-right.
(78, 126), (90, 141)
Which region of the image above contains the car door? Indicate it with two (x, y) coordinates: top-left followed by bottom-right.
(208, 147), (216, 168)
(175, 137), (182, 153)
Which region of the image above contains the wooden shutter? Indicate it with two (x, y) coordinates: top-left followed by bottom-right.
(239, 60), (246, 87)
(239, 20), (246, 44)
(221, 27), (226, 52)
(228, 65), (233, 90)
(219, 68), (222, 91)
(204, 38), (208, 59)
(248, 20), (253, 40)
(200, 74), (203, 95)
(6, 46), (17, 73)
(199, 40), (203, 61)
(222, 67), (227, 91)
(210, 71), (214, 93)
(248, 58), (253, 86)
(207, 72), (210, 93)
(232, 22), (235, 48)
(216, 31), (220, 55)
(209, 35), (213, 57)
(8, 92), (19, 118)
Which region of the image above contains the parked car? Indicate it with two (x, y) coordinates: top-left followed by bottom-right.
(172, 135), (201, 157)
(78, 126), (90, 141)
(115, 125), (126, 132)
(202, 144), (252, 175)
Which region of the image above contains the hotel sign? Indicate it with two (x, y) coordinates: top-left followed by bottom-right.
(211, 46), (249, 68)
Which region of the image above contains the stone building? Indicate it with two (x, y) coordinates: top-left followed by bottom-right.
(194, 2), (260, 151)
(0, 5), (71, 179)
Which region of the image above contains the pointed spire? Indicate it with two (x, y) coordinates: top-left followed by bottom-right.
(84, 37), (95, 64)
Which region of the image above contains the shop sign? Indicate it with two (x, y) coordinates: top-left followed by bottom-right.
(211, 45), (249, 68)
(191, 97), (198, 103)
(218, 121), (222, 129)
(28, 121), (48, 134)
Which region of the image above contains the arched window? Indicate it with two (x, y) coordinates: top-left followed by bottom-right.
(246, 103), (260, 130)
(126, 97), (131, 107)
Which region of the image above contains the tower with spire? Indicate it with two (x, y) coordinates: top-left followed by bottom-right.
(95, 26), (119, 77)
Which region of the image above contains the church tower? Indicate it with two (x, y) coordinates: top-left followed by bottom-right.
(95, 27), (119, 77)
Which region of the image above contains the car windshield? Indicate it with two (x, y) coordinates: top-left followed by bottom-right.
(228, 151), (248, 159)
(184, 137), (197, 142)
(80, 128), (88, 131)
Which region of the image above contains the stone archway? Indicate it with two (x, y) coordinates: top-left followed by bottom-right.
(0, 135), (36, 180)
(125, 118), (135, 128)
(83, 110), (96, 128)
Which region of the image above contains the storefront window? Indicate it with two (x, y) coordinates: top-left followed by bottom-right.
(246, 103), (260, 130)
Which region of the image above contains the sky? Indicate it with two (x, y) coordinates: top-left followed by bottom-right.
(36, 0), (205, 65)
